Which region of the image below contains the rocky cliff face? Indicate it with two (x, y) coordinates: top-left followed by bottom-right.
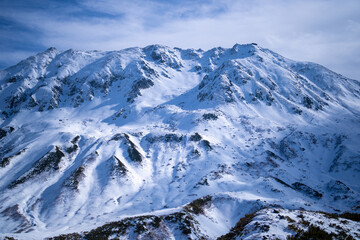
(0, 43), (359, 239)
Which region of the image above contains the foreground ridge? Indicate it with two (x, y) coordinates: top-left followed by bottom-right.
(49, 197), (360, 240)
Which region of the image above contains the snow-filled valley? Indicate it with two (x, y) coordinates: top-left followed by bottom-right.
(0, 43), (359, 239)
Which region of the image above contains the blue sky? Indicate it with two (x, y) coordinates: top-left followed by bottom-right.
(1, 0), (360, 79)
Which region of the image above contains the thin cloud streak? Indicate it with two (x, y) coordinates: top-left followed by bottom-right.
(0, 0), (359, 79)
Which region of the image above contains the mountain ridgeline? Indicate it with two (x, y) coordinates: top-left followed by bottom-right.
(0, 43), (359, 239)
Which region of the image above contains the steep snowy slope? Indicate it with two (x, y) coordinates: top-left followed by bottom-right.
(0, 43), (359, 239)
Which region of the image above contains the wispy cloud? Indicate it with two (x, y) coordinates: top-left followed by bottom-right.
(0, 0), (359, 79)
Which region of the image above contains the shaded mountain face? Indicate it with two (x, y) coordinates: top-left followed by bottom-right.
(0, 43), (359, 239)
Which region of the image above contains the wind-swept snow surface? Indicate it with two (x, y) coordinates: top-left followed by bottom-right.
(0, 43), (359, 239)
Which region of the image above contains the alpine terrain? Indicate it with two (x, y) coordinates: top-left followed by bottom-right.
(0, 43), (359, 239)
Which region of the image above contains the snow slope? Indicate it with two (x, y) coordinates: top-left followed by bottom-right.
(0, 43), (359, 239)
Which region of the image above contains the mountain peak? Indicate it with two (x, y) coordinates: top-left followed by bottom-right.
(45, 47), (57, 52)
(229, 42), (260, 57)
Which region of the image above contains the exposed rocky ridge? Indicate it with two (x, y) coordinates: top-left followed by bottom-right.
(47, 195), (360, 240)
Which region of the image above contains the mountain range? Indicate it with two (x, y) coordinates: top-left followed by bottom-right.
(0, 43), (359, 239)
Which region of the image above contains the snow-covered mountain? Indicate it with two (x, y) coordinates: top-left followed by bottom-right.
(0, 43), (359, 239)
